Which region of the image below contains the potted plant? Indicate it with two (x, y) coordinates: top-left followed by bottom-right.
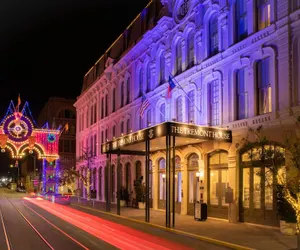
(134, 181), (146, 209)
(120, 186), (128, 207)
(277, 185), (297, 235)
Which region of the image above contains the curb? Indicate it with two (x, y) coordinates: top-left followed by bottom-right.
(72, 203), (256, 250)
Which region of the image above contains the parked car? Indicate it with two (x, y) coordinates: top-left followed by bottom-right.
(16, 186), (26, 193)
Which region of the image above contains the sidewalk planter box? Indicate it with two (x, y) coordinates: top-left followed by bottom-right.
(279, 220), (297, 236)
(120, 200), (126, 207)
(138, 202), (145, 210)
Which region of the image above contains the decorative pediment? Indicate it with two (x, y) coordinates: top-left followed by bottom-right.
(105, 57), (115, 68)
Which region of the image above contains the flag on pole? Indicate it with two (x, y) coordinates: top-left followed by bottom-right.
(167, 75), (176, 98)
(139, 94), (150, 117)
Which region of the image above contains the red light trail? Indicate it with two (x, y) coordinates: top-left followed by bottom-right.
(23, 197), (191, 250)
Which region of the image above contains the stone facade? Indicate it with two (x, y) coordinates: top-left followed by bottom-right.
(74, 0), (300, 226)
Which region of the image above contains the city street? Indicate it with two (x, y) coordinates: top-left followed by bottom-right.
(0, 188), (229, 250)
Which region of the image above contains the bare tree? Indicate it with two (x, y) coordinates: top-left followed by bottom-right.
(59, 166), (78, 195)
(242, 123), (300, 249)
(76, 147), (96, 201)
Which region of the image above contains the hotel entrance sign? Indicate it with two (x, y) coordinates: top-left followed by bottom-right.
(102, 122), (232, 154)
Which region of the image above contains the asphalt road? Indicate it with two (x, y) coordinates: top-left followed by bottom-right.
(0, 188), (116, 250)
(0, 188), (229, 250)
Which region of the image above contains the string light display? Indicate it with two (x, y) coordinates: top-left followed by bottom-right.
(0, 99), (62, 194)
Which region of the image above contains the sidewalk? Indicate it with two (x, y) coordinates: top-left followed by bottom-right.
(70, 198), (297, 250)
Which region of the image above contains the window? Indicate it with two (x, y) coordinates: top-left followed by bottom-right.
(112, 125), (116, 138)
(98, 167), (102, 200)
(105, 94), (108, 117)
(90, 136), (93, 155)
(187, 33), (194, 68)
(159, 53), (165, 85)
(90, 105), (93, 125)
(159, 158), (166, 200)
(101, 98), (104, 119)
(139, 68), (143, 97)
(126, 119), (131, 134)
(71, 140), (76, 153)
(176, 96), (183, 122)
(176, 41), (182, 75)
(59, 140), (63, 152)
(257, 57), (271, 114)
(236, 68), (248, 120)
(236, 0), (247, 41)
(146, 109), (151, 126)
(257, 0), (270, 30)
(126, 78), (130, 105)
(94, 104), (96, 123)
(93, 134), (97, 156)
(160, 103), (166, 123)
(209, 14), (219, 56)
(139, 116), (143, 130)
(210, 80), (219, 126)
(101, 131), (104, 144)
(146, 63), (151, 93)
(187, 90), (195, 123)
(58, 109), (75, 119)
(105, 128), (108, 141)
(121, 121), (124, 134)
(121, 82), (124, 108)
(112, 88), (116, 112)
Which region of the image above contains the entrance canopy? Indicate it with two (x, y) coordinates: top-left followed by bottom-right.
(101, 122), (232, 155)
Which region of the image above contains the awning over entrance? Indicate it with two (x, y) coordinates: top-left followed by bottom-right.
(101, 121), (232, 228)
(101, 122), (232, 155)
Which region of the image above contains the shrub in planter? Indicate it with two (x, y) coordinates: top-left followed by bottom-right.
(119, 186), (128, 207)
(277, 185), (297, 235)
(134, 181), (146, 209)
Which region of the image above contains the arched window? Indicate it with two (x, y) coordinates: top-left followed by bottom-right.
(126, 77), (130, 104)
(120, 121), (124, 135)
(160, 103), (166, 123)
(135, 161), (142, 181)
(158, 158), (166, 204)
(98, 167), (102, 200)
(257, 57), (271, 115)
(139, 115), (143, 130)
(209, 14), (219, 56)
(159, 158), (166, 169)
(58, 109), (75, 119)
(138, 68), (143, 97)
(176, 96), (183, 122)
(111, 165), (115, 202)
(159, 53), (165, 85)
(187, 32), (195, 68)
(105, 94), (108, 117)
(187, 90), (195, 123)
(188, 153), (199, 207)
(121, 82), (124, 108)
(176, 41), (182, 75)
(257, 0), (271, 31)
(236, 0), (248, 41)
(236, 68), (248, 120)
(146, 109), (151, 126)
(112, 125), (116, 138)
(126, 119), (131, 134)
(146, 63), (151, 93)
(210, 80), (220, 126)
(125, 163), (131, 193)
(101, 97), (104, 119)
(112, 88), (116, 112)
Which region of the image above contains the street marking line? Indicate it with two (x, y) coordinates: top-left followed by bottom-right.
(6, 198), (55, 250)
(23, 201), (90, 250)
(72, 204), (256, 250)
(0, 206), (11, 250)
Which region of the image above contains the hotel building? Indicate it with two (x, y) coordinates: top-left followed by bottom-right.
(74, 0), (300, 226)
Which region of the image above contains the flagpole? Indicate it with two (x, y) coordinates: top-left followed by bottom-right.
(170, 74), (202, 115)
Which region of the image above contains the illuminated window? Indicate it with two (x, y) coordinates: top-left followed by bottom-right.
(159, 53), (165, 85)
(126, 119), (131, 134)
(160, 103), (166, 123)
(210, 80), (219, 126)
(236, 0), (247, 41)
(187, 32), (195, 68)
(236, 68), (248, 120)
(187, 90), (195, 123)
(257, 0), (270, 30)
(176, 41), (182, 75)
(257, 57), (272, 115)
(209, 13), (219, 56)
(176, 96), (183, 122)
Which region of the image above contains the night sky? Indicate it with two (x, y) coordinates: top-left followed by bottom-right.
(0, 0), (149, 175)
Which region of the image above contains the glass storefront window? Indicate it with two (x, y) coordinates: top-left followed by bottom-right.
(243, 168), (250, 208)
(265, 169), (273, 210)
(210, 170), (219, 205)
(253, 168), (261, 209)
(221, 170), (229, 206)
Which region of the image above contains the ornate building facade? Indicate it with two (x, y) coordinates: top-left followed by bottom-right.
(74, 0), (300, 226)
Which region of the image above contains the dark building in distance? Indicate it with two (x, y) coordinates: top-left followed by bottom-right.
(38, 97), (76, 193)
